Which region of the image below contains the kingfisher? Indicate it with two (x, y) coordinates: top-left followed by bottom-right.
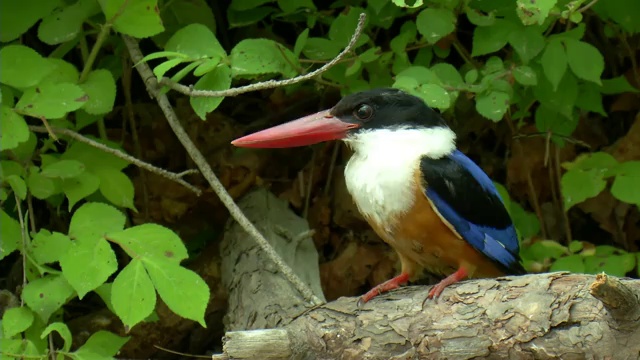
(231, 88), (525, 304)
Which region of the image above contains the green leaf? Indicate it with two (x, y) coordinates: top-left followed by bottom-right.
(27, 170), (61, 199)
(16, 83), (87, 119)
(193, 57), (222, 77)
(418, 84), (451, 110)
(37, 0), (100, 45)
(69, 202), (126, 241)
(521, 240), (567, 261)
(165, 23), (225, 59)
(0, 209), (21, 260)
(471, 19), (516, 56)
(476, 91), (510, 122)
(227, 6), (276, 28)
(593, 0), (640, 34)
(23, 275), (75, 322)
(98, 0), (164, 38)
(230, 39), (299, 79)
(30, 230), (72, 264)
(0, 45), (55, 88)
(329, 7), (368, 47)
(550, 254), (585, 273)
(611, 161), (640, 207)
(390, 22), (417, 55)
(534, 71), (578, 119)
(508, 26), (545, 63)
(79, 69), (116, 115)
(540, 40), (567, 91)
(190, 64), (232, 120)
(396, 66), (440, 84)
(60, 237), (118, 298)
(277, 0), (315, 13)
(465, 69), (478, 84)
(144, 259), (209, 327)
(516, 0), (557, 25)
(575, 83), (606, 116)
(465, 7), (495, 27)
(41, 322), (72, 352)
(293, 28), (309, 56)
(139, 51), (188, 64)
(302, 38), (343, 60)
(91, 167), (135, 210)
(392, 0), (424, 8)
(95, 284), (115, 313)
(0, 106), (29, 150)
(111, 258), (156, 329)
(561, 168), (607, 209)
(535, 105), (577, 139)
(41, 160), (86, 179)
(2, 306), (34, 338)
(601, 76), (639, 94)
(584, 253), (636, 277)
(5, 175), (27, 200)
(563, 152), (618, 171)
(230, 0), (272, 11)
(513, 66), (537, 86)
(74, 331), (130, 359)
(564, 39), (604, 85)
(62, 172), (101, 210)
(40, 58), (80, 86)
(107, 224), (188, 263)
(62, 140), (130, 172)
(152, 58), (184, 79)
(0, 0), (61, 42)
(416, 8), (456, 44)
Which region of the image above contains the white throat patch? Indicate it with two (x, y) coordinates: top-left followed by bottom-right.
(343, 126), (456, 227)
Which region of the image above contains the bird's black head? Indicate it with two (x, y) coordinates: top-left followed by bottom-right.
(330, 88), (448, 133)
(231, 88), (449, 149)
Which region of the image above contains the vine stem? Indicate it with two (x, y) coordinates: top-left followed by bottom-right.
(122, 13), (367, 306)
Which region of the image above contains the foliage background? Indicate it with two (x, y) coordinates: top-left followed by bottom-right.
(1, 0), (639, 358)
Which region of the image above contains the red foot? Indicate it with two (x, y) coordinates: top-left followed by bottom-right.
(427, 267), (468, 299)
(358, 272), (410, 306)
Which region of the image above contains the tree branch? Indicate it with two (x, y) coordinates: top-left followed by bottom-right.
(157, 13), (367, 98)
(28, 126), (201, 195)
(120, 15), (371, 306)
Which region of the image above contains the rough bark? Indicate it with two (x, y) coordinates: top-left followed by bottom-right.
(220, 188), (640, 359)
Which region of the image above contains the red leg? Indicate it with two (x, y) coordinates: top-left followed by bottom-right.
(358, 272), (410, 306)
(427, 267), (468, 299)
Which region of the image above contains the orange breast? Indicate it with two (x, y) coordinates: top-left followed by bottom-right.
(362, 168), (505, 280)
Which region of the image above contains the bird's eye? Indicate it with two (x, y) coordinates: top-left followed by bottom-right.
(354, 104), (373, 121)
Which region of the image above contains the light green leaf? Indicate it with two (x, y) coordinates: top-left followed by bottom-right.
(5, 174), (27, 200)
(0, 45), (55, 88)
(37, 0), (100, 45)
(416, 8), (456, 44)
(293, 28), (309, 57)
(107, 224), (188, 263)
(16, 83), (87, 119)
(0, 211), (22, 260)
(476, 91), (510, 122)
(190, 64), (232, 120)
(508, 26), (545, 63)
(23, 275), (75, 322)
(27, 171), (61, 200)
(74, 331), (130, 359)
(193, 57), (222, 77)
(550, 254), (585, 273)
(98, 0), (164, 38)
(154, 0), (216, 48)
(601, 76), (639, 94)
(60, 237), (118, 298)
(230, 39), (299, 79)
(541, 40), (567, 91)
(0, 106), (29, 151)
(392, 0), (423, 8)
(61, 140), (130, 172)
(561, 168), (607, 209)
(41, 322), (72, 352)
(513, 66), (537, 86)
(563, 152), (618, 172)
(62, 171), (101, 210)
(68, 202), (126, 241)
(165, 23), (225, 59)
(152, 58), (184, 79)
(41, 160), (86, 179)
(79, 69), (116, 115)
(30, 230), (72, 264)
(611, 161), (640, 207)
(302, 38), (343, 60)
(40, 58), (80, 85)
(111, 258), (156, 329)
(2, 306), (34, 338)
(390, 22), (417, 55)
(516, 0), (557, 25)
(418, 84), (451, 110)
(144, 259), (209, 327)
(465, 69), (478, 84)
(584, 253), (636, 277)
(0, 0), (61, 42)
(564, 39), (604, 85)
(396, 66), (440, 84)
(471, 19), (516, 56)
(93, 167), (136, 210)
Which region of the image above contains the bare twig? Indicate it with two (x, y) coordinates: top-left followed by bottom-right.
(157, 13), (367, 98)
(28, 126), (201, 195)
(14, 193), (28, 307)
(120, 14), (367, 306)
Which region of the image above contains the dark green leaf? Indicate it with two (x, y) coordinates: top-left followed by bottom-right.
(471, 19), (516, 56)
(416, 8), (456, 44)
(0, 0), (60, 42)
(302, 38), (343, 60)
(540, 40), (567, 91)
(534, 105), (577, 140)
(293, 28), (309, 57)
(230, 39), (299, 79)
(564, 39), (603, 85)
(508, 26), (545, 63)
(533, 71), (578, 119)
(600, 76), (639, 94)
(465, 7), (495, 26)
(575, 83), (606, 116)
(513, 66), (537, 86)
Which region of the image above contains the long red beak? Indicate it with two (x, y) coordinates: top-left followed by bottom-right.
(231, 110), (359, 148)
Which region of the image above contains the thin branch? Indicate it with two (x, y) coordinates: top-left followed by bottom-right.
(119, 14), (370, 306)
(157, 13), (367, 98)
(578, 0), (600, 13)
(14, 193), (28, 307)
(28, 126), (202, 195)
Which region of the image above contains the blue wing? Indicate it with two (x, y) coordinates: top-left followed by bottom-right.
(420, 150), (524, 274)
